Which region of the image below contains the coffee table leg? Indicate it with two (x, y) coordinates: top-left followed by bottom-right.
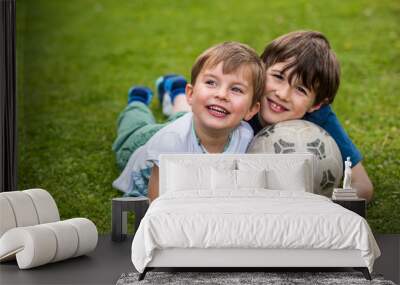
(112, 200), (125, 242)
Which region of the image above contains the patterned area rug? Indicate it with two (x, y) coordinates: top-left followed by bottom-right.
(116, 271), (396, 285)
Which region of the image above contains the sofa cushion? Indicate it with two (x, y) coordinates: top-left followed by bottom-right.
(0, 189), (60, 238)
(0, 218), (97, 269)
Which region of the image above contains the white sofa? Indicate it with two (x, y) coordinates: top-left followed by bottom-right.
(0, 189), (98, 269)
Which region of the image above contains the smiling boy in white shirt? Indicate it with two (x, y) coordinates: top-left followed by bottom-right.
(112, 42), (264, 201)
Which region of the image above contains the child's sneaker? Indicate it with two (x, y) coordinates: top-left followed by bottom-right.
(155, 74), (177, 104)
(155, 75), (187, 116)
(127, 86), (153, 106)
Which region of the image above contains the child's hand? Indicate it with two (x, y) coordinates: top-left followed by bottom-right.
(351, 163), (374, 202)
(148, 165), (159, 203)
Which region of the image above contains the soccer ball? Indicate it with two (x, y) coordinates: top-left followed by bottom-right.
(247, 120), (343, 197)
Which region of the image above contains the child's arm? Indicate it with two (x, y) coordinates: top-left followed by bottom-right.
(351, 163), (373, 202)
(148, 165), (159, 203)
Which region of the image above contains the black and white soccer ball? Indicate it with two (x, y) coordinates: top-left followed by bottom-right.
(247, 120), (343, 197)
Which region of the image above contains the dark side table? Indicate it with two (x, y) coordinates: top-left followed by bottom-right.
(332, 198), (366, 218)
(112, 197), (150, 242)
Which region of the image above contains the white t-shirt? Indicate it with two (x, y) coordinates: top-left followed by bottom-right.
(112, 112), (254, 195)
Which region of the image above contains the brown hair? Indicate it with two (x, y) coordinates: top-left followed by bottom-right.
(191, 42), (265, 107)
(260, 31), (340, 105)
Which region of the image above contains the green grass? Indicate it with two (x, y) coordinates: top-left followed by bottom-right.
(17, 0), (400, 233)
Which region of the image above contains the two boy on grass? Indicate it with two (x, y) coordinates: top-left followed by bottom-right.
(112, 31), (373, 202)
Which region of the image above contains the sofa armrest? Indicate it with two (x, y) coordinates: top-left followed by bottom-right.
(0, 218), (97, 269)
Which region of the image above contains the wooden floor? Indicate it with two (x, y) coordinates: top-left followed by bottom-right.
(374, 234), (400, 284)
(0, 234), (398, 285)
(0, 236), (134, 285)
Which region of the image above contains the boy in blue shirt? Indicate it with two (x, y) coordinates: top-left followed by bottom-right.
(248, 30), (373, 201)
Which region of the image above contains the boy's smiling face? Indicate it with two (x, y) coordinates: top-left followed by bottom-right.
(186, 61), (259, 135)
(259, 61), (322, 126)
